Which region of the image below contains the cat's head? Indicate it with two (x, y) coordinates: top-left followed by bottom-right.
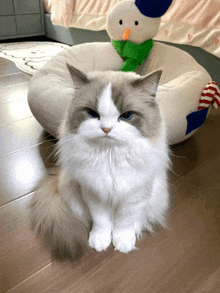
(61, 63), (163, 146)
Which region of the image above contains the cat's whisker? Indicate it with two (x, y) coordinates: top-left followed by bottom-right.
(36, 137), (58, 148)
(169, 153), (187, 159)
(46, 147), (59, 162)
(168, 168), (181, 178)
(31, 138), (58, 147)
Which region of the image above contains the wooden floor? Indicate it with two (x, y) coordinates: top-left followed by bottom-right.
(0, 56), (220, 293)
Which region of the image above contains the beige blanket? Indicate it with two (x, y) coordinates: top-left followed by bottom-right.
(43, 0), (123, 30)
(155, 0), (220, 57)
(43, 0), (220, 57)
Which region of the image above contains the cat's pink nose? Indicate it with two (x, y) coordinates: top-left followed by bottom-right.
(102, 128), (112, 134)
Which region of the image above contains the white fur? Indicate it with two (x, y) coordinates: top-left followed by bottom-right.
(58, 83), (170, 253)
(113, 229), (137, 253)
(89, 229), (112, 252)
(98, 82), (120, 130)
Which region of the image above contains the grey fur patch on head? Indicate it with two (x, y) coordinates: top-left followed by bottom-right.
(110, 70), (162, 138)
(65, 64), (163, 139)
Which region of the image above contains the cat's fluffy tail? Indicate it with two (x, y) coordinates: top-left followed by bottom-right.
(28, 171), (90, 262)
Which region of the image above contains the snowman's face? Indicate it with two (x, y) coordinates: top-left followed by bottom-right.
(106, 0), (161, 44)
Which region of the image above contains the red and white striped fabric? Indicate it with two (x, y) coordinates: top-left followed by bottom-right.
(198, 81), (220, 110)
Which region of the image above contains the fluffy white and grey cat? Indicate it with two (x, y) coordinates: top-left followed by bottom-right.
(29, 63), (170, 261)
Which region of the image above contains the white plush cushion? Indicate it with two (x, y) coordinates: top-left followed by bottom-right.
(28, 41), (211, 144)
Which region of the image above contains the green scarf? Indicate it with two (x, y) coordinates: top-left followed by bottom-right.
(111, 39), (153, 72)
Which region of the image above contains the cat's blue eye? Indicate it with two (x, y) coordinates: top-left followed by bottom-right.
(87, 109), (99, 118)
(119, 111), (133, 121)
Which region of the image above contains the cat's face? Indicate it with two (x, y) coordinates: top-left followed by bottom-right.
(62, 64), (162, 145)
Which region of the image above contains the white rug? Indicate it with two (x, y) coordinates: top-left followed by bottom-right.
(0, 41), (70, 75)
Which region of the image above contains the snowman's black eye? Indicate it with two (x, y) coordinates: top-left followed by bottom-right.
(119, 19), (123, 25)
(135, 21), (139, 25)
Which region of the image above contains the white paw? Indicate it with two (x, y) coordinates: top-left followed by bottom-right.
(113, 230), (137, 253)
(89, 229), (111, 252)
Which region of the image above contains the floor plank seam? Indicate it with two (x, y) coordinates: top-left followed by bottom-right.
(0, 72), (28, 78)
(4, 262), (52, 293)
(0, 115), (35, 129)
(0, 81), (29, 89)
(0, 191), (35, 209)
(54, 251), (116, 293)
(0, 139), (54, 159)
(0, 96), (29, 105)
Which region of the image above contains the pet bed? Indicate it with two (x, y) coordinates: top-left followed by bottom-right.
(28, 0), (218, 145)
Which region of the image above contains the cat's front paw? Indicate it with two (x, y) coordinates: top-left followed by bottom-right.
(89, 229), (111, 252)
(113, 229), (137, 253)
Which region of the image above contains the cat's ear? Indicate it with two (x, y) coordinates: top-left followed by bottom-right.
(66, 63), (90, 84)
(131, 70), (163, 97)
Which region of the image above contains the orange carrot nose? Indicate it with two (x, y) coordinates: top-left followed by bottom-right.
(123, 28), (130, 40)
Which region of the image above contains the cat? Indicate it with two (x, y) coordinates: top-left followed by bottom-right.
(29, 63), (170, 261)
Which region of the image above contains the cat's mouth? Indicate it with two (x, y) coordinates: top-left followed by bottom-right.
(99, 134), (116, 142)
(103, 134), (114, 139)
(87, 134), (120, 145)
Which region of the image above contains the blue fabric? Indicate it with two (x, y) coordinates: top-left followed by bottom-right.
(186, 108), (209, 135)
(135, 0), (173, 18)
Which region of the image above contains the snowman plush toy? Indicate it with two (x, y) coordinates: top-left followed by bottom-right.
(28, 0), (220, 145)
(107, 0), (170, 72)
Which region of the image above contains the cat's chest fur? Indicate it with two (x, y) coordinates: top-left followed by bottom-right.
(59, 135), (164, 201)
